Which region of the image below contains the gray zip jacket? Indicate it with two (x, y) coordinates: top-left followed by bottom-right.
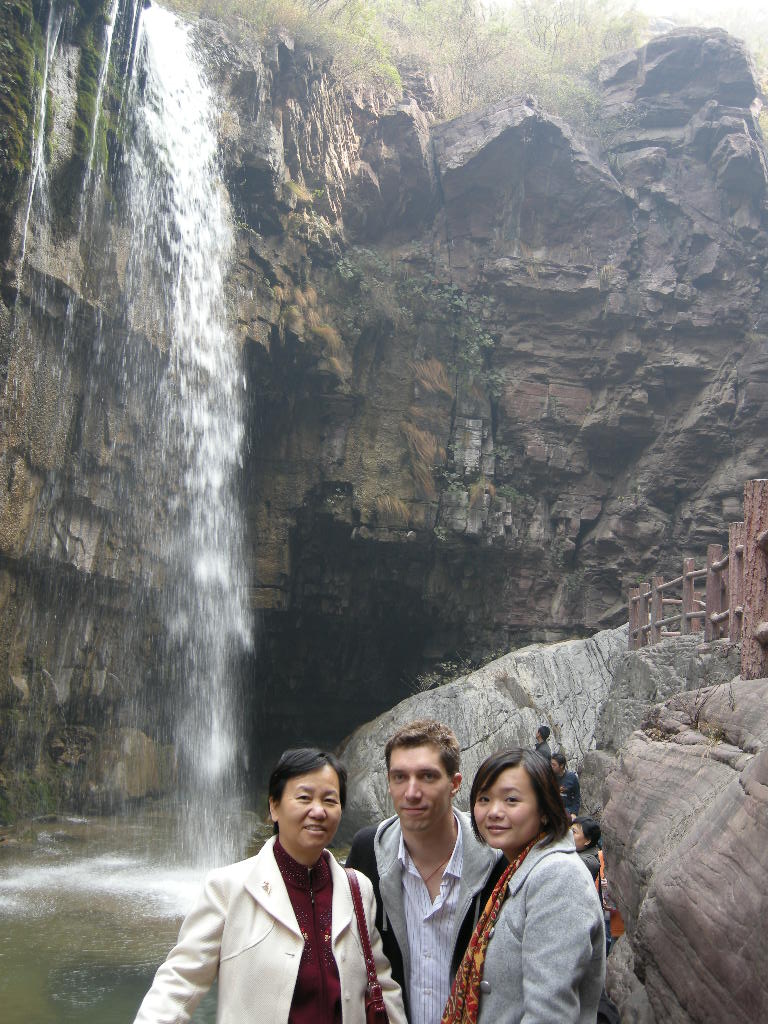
(477, 833), (605, 1024)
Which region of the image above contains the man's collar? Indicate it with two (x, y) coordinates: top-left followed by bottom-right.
(397, 811), (463, 874)
(444, 815), (463, 878)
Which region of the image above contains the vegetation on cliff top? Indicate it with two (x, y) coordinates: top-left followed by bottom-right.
(168, 0), (768, 133)
(171, 0), (647, 126)
(0, 0), (42, 223)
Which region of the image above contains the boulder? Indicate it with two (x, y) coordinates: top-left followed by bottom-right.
(432, 97), (629, 277)
(337, 626), (626, 836)
(596, 636), (740, 755)
(602, 676), (768, 1024)
(605, 936), (657, 1024)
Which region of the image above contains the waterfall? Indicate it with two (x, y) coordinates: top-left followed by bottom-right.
(82, 0), (121, 191)
(3, 0), (252, 867)
(16, 0), (63, 286)
(120, 4), (252, 863)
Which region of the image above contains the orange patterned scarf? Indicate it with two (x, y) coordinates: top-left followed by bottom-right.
(441, 833), (545, 1024)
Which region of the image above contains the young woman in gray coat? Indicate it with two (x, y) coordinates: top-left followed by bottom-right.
(442, 748), (605, 1024)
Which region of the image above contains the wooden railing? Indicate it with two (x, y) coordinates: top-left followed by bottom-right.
(628, 479), (768, 681)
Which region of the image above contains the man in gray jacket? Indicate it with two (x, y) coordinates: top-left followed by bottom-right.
(346, 719), (503, 1024)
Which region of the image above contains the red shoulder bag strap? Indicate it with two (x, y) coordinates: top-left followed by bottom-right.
(345, 868), (389, 1023)
(346, 868), (379, 986)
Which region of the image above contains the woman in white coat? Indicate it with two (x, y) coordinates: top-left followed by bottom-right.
(134, 748), (406, 1024)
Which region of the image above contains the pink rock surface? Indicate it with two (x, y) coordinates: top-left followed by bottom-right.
(603, 677), (768, 1023)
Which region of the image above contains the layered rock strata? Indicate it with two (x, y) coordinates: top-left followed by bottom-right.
(602, 674), (768, 1023)
(224, 27), (768, 760)
(1, 13), (768, 806)
(580, 635), (741, 809)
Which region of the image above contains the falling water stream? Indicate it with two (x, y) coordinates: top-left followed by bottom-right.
(121, 2), (252, 864)
(2, 4), (254, 1019)
(16, 0), (64, 285)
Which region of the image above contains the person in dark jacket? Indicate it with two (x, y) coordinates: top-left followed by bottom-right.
(551, 751), (581, 818)
(572, 816), (601, 880)
(534, 724), (552, 762)
(346, 719), (504, 1024)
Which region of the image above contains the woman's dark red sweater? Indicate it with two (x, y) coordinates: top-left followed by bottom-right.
(273, 839), (342, 1024)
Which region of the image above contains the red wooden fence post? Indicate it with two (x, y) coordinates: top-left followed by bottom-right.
(651, 576), (664, 644)
(681, 558), (694, 636)
(705, 544), (723, 642)
(742, 480), (768, 680)
(729, 522), (745, 643)
(638, 582), (651, 648)
(628, 587), (639, 651)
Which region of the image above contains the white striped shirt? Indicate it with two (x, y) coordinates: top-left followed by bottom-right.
(398, 817), (464, 1024)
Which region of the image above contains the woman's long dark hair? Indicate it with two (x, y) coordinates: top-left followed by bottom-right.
(469, 747), (569, 847)
(268, 748), (347, 834)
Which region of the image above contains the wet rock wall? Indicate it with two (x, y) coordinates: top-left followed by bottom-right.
(1, 12), (768, 803)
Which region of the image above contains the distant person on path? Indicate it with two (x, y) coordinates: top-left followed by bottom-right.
(346, 719), (503, 1024)
(133, 748), (406, 1024)
(551, 751), (581, 818)
(572, 816), (601, 880)
(442, 749), (605, 1024)
(572, 816), (625, 955)
(534, 724), (551, 762)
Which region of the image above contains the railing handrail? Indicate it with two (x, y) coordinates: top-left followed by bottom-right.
(626, 480), (768, 681)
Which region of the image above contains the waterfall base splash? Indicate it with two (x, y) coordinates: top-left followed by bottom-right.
(0, 808), (272, 1023)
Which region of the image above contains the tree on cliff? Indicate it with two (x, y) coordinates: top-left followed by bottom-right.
(183, 0), (768, 133)
(186, 0), (646, 124)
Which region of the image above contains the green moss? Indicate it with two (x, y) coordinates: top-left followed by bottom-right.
(74, 0), (111, 23)
(0, 786), (11, 825)
(0, 769), (61, 826)
(72, 30), (102, 166)
(0, 0), (43, 217)
(54, 1), (114, 211)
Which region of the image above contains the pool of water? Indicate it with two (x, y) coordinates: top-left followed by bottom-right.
(0, 808), (269, 1024)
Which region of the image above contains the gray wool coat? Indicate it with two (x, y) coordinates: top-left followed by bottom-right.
(477, 833), (605, 1024)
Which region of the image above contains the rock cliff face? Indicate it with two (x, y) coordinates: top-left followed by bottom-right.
(228, 26), (768, 763)
(1, 8), (768, 810)
(602, 672), (768, 1023)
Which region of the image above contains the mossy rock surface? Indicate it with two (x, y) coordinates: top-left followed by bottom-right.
(0, 0), (43, 243)
(0, 769), (62, 826)
(53, 0), (115, 215)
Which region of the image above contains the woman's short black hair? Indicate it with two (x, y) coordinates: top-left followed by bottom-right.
(573, 815), (601, 847)
(268, 748), (347, 833)
(469, 747), (570, 847)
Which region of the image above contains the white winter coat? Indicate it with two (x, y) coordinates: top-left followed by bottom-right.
(133, 836), (407, 1024)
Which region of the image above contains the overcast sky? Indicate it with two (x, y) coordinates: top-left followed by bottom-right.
(490, 0), (766, 29)
(636, 0), (759, 17)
